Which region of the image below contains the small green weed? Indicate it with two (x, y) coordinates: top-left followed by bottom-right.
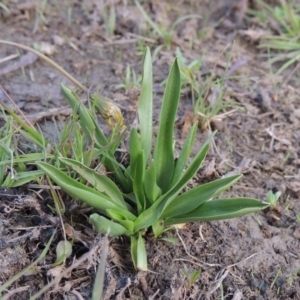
(134, 0), (201, 49)
(183, 265), (201, 290)
(0, 104), (51, 188)
(33, 0), (49, 33)
(270, 268), (281, 290)
(0, 1), (9, 13)
(266, 190), (281, 210)
(175, 47), (201, 107)
(99, 0), (116, 38)
(249, 0), (300, 75)
(115, 64), (142, 90)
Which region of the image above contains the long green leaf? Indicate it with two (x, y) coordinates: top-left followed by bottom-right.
(133, 133), (215, 232)
(131, 233), (147, 271)
(134, 0), (164, 38)
(133, 152), (146, 214)
(128, 128), (143, 178)
(59, 157), (127, 209)
(0, 102), (47, 148)
(164, 132), (216, 202)
(19, 129), (47, 150)
(9, 170), (45, 187)
(165, 198), (270, 225)
(138, 47), (153, 164)
(130, 235), (138, 270)
(106, 209), (135, 232)
(0, 153), (54, 166)
(90, 214), (131, 237)
(61, 84), (108, 147)
(133, 197), (164, 233)
(136, 232), (147, 271)
(161, 175), (242, 219)
(37, 162), (134, 219)
(170, 122), (198, 187)
(0, 135), (13, 185)
(101, 151), (130, 192)
(154, 58), (181, 192)
(61, 84), (129, 188)
(144, 161), (162, 203)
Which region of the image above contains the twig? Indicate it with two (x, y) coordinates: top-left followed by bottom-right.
(0, 53), (19, 65)
(265, 123), (291, 150)
(0, 52), (38, 75)
(71, 290), (85, 300)
(207, 268), (229, 297)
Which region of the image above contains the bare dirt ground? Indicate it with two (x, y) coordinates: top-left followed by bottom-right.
(0, 0), (300, 299)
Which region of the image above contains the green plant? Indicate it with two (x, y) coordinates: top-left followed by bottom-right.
(250, 0), (300, 75)
(0, 40), (126, 188)
(99, 0), (116, 38)
(0, 113), (14, 186)
(115, 64), (142, 90)
(0, 1), (9, 13)
(270, 268), (282, 290)
(134, 0), (201, 49)
(0, 105), (52, 188)
(266, 190), (281, 210)
(33, 0), (49, 33)
(287, 268), (300, 286)
(173, 47), (201, 108)
(163, 48), (239, 132)
(37, 47), (269, 271)
(195, 78), (240, 131)
(183, 265), (201, 290)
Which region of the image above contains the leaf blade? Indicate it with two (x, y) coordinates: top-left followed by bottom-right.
(90, 213), (131, 237)
(165, 198), (270, 225)
(161, 175), (242, 219)
(170, 122), (198, 187)
(37, 161), (135, 220)
(133, 133), (215, 231)
(59, 157), (127, 209)
(154, 58), (181, 192)
(138, 47), (153, 164)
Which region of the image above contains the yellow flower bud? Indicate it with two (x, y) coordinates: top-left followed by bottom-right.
(91, 94), (125, 131)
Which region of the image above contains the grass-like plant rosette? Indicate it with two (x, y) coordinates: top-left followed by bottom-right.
(37, 48), (269, 271)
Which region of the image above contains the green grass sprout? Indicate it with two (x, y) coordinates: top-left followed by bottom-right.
(266, 190), (281, 210)
(115, 64), (142, 90)
(250, 0), (300, 75)
(134, 0), (201, 49)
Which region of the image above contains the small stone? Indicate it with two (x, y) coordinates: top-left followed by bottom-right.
(293, 228), (300, 240)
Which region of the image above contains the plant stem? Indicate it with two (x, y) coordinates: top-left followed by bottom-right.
(0, 40), (87, 92)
